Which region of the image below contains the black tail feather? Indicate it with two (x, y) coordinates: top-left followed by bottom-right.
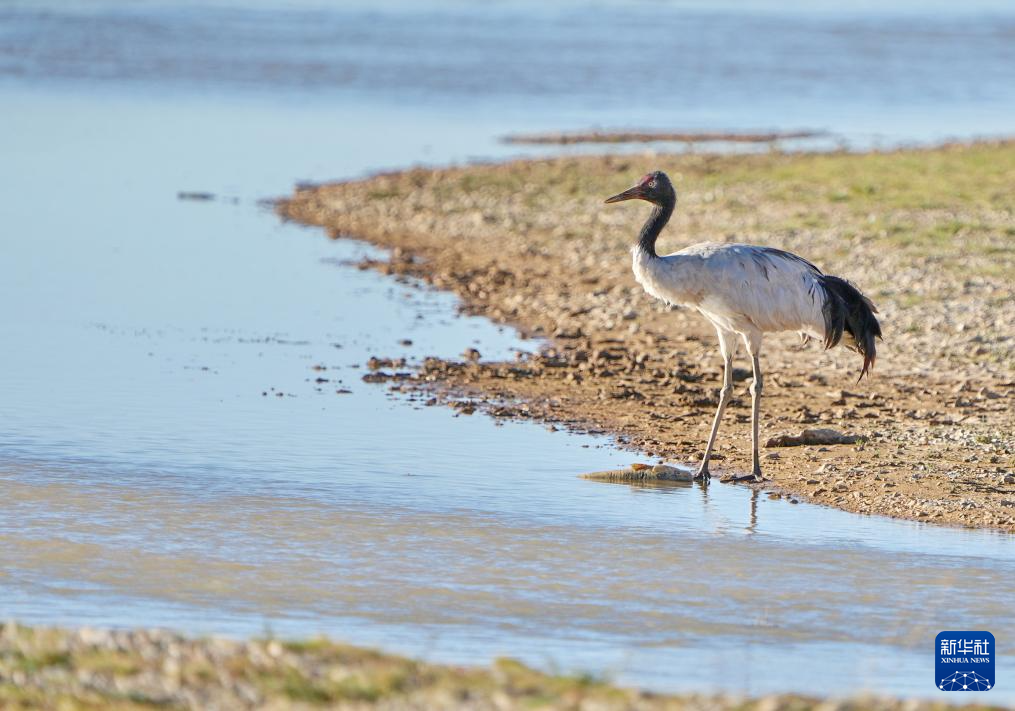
(819, 275), (882, 382)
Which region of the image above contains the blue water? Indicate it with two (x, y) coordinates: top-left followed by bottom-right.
(0, 1), (1013, 703)
(3, 0), (1014, 146)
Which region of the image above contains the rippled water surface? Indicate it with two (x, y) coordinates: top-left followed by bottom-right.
(3, 0), (1015, 144)
(1, 0), (1014, 702)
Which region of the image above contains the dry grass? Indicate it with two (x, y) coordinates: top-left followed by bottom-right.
(1, 623), (1009, 710)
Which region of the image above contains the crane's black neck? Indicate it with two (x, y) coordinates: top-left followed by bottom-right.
(637, 194), (675, 259)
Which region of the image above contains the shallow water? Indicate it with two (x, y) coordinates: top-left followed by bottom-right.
(3, 0), (1015, 146)
(1, 1), (1014, 703)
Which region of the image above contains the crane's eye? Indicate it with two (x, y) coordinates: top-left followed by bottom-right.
(649, 180), (657, 188)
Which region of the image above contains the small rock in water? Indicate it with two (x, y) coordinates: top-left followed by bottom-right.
(177, 190), (215, 201)
(581, 463), (693, 482)
(650, 464), (693, 481)
(765, 428), (860, 447)
(368, 356), (407, 370)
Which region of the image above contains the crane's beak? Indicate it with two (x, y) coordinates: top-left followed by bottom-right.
(604, 185), (646, 204)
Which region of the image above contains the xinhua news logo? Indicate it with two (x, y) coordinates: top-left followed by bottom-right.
(936, 631), (995, 691)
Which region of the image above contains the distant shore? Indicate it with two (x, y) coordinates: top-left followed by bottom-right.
(280, 140), (1015, 532)
(1, 622), (1005, 710)
(501, 129), (823, 145)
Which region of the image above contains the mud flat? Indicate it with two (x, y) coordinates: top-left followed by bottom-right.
(502, 129), (823, 145)
(1, 623), (1007, 710)
(279, 142), (1015, 532)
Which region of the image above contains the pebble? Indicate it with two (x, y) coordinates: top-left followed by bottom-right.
(766, 428), (859, 447)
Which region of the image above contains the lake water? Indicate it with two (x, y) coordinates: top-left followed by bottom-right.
(1, 0), (1013, 702)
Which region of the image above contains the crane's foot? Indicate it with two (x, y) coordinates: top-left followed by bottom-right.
(721, 472), (760, 483)
(721, 465), (765, 483)
(694, 465), (710, 481)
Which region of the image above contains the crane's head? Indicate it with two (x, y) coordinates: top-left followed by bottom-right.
(604, 171), (675, 206)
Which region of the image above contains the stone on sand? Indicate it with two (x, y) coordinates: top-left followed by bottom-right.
(765, 428), (860, 448)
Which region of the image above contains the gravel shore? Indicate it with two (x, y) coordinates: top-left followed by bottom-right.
(279, 142), (1014, 532)
(1, 623), (1008, 710)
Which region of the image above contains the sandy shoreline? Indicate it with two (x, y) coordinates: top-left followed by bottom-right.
(501, 129), (823, 145)
(280, 142), (1014, 533)
(1, 622), (1006, 710)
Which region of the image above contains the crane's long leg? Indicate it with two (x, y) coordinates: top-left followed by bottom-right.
(696, 329), (737, 480)
(742, 332), (764, 479)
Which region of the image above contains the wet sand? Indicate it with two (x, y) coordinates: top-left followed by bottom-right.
(280, 141), (1015, 533)
(1, 622), (1004, 710)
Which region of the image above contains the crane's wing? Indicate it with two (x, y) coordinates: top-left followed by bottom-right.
(664, 243), (830, 339)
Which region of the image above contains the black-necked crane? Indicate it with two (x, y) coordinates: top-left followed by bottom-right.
(605, 171), (881, 480)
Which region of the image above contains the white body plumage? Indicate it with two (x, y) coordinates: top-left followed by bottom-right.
(631, 242), (827, 342)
